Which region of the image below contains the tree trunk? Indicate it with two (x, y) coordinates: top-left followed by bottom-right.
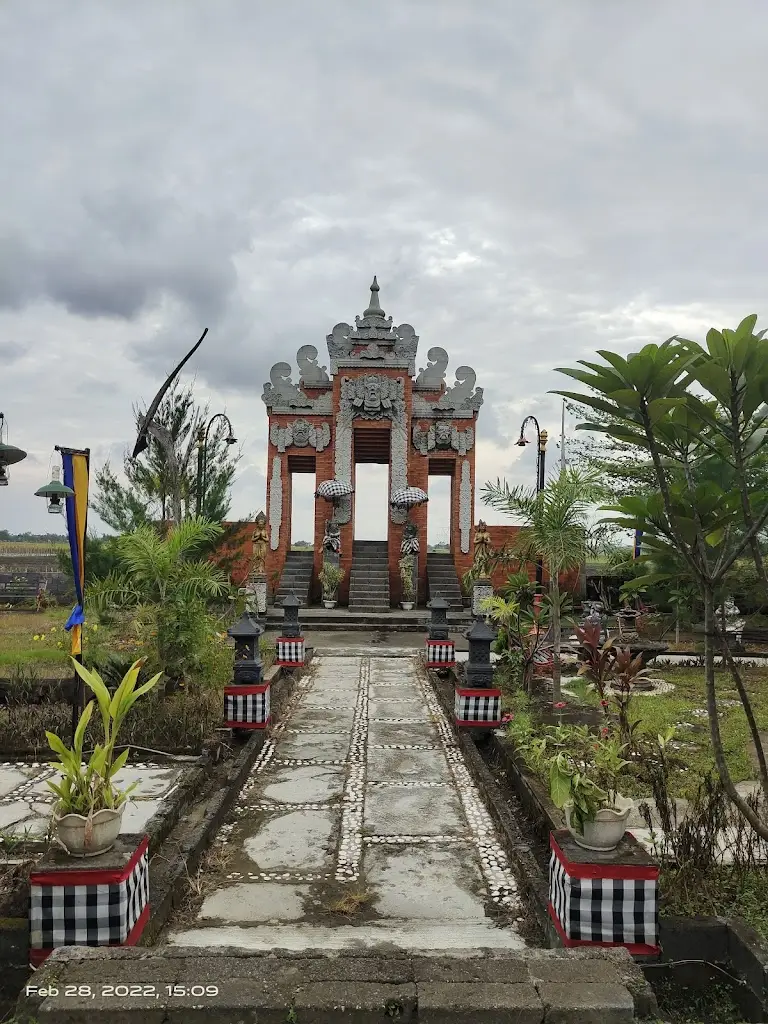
(704, 586), (768, 840)
(550, 566), (561, 704)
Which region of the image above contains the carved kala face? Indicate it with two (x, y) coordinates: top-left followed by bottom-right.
(363, 377), (381, 410)
(435, 421), (452, 446)
(293, 420), (310, 446)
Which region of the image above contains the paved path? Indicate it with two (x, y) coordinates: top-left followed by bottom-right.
(168, 653), (526, 952)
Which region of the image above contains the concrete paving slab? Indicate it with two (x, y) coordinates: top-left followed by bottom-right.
(121, 798), (161, 833)
(243, 809), (337, 871)
(302, 688), (362, 707)
(368, 699), (431, 722)
(198, 882), (311, 923)
(112, 765), (180, 798)
(364, 787), (466, 836)
(0, 766), (30, 798)
(289, 707), (356, 732)
(259, 764), (346, 805)
(168, 920), (527, 951)
(0, 800), (37, 829)
(365, 846), (488, 920)
(369, 684), (421, 700)
(367, 720), (439, 747)
(366, 747), (453, 784)
(277, 732), (352, 761)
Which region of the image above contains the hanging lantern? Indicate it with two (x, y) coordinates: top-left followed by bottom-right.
(0, 412), (26, 487)
(34, 466), (75, 514)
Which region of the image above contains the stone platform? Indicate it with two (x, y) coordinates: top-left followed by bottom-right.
(266, 606), (471, 632)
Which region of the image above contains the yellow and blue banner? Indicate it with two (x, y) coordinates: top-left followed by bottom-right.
(60, 448), (90, 657)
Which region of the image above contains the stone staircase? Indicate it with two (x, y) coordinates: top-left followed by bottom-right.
(348, 540), (390, 613)
(275, 549), (314, 606)
(426, 551), (464, 610)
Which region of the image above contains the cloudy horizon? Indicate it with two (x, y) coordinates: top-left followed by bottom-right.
(1, 0), (766, 542)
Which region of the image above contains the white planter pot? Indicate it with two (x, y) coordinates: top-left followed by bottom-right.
(401, 601), (414, 611)
(564, 793), (633, 852)
(53, 803), (125, 858)
(323, 599), (337, 609)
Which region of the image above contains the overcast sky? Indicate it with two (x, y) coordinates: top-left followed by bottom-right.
(1, 1), (766, 543)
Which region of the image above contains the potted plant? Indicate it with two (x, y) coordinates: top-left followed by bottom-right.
(399, 555), (415, 610)
(46, 658), (162, 857)
(319, 562), (344, 609)
(549, 735), (633, 852)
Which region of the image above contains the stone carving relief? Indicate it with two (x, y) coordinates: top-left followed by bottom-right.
(270, 419), (331, 453)
(340, 375), (405, 420)
(296, 345), (330, 386)
(459, 459), (472, 554)
(262, 362), (332, 413)
(412, 421), (474, 456)
(326, 323), (353, 363)
(322, 519), (341, 554)
(269, 457), (283, 550)
(393, 324), (419, 367)
(414, 347), (449, 389)
(437, 366), (484, 412)
(390, 413), (408, 524)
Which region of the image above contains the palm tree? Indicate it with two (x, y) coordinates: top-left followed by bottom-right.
(481, 467), (599, 703)
(88, 518), (230, 613)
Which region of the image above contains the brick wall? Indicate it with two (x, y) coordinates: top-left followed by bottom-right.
(483, 524), (580, 594)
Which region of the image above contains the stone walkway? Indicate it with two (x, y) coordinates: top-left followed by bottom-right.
(168, 653), (527, 952)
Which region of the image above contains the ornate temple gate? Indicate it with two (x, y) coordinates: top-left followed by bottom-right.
(262, 278), (484, 606)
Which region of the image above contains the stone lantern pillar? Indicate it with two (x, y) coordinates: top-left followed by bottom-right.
(454, 617), (501, 728)
(425, 596), (455, 668)
(224, 611), (269, 730)
(276, 592), (305, 667)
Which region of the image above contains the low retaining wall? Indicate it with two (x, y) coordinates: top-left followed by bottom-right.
(15, 945), (657, 1022)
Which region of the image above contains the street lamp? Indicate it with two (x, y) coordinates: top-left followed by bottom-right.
(0, 412), (27, 487)
(195, 413), (237, 518)
(515, 416), (548, 586)
(34, 466), (75, 513)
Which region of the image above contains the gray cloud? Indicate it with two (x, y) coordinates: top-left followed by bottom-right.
(1, 0), (766, 536)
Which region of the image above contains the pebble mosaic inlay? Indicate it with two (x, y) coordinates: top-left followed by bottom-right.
(335, 657), (369, 882)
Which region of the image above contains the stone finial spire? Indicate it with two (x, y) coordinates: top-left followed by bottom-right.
(363, 276), (385, 318)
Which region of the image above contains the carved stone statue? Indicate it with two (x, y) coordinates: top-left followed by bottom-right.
(261, 362), (312, 408)
(400, 521), (420, 555)
(322, 519), (341, 554)
(327, 323), (353, 361)
(415, 347), (448, 388)
(296, 345), (330, 385)
(250, 511), (269, 577)
(393, 324), (419, 365)
(473, 519), (493, 577)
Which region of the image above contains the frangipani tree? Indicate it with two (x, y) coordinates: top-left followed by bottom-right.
(554, 314), (768, 840)
(481, 467), (599, 704)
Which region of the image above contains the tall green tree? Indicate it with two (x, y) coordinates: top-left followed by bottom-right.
(91, 380), (239, 532)
(554, 315), (768, 840)
(481, 467), (599, 704)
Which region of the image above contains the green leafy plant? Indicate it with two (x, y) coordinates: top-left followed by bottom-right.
(319, 562), (345, 600)
(549, 735), (630, 833)
(45, 658), (162, 816)
(398, 556), (415, 600)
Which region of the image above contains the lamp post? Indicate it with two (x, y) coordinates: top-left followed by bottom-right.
(195, 413), (237, 518)
(515, 416), (548, 586)
(0, 412), (27, 487)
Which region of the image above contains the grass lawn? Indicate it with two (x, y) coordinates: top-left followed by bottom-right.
(0, 607), (73, 675)
(501, 663), (768, 800)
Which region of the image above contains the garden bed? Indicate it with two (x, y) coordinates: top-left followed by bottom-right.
(426, 665), (768, 1021)
(0, 660), (305, 1014)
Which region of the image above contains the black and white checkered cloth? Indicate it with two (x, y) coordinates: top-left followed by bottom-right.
(224, 686), (270, 726)
(30, 842), (149, 953)
(426, 641), (455, 666)
(454, 687), (501, 725)
(549, 849), (658, 947)
(276, 638), (305, 664)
